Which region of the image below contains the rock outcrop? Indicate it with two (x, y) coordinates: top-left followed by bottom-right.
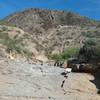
(0, 58), (100, 100)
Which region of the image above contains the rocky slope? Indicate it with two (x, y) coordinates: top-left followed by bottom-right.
(0, 25), (100, 61)
(0, 8), (100, 61)
(2, 8), (99, 29)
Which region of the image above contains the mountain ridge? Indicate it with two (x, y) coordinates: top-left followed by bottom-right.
(1, 8), (99, 28)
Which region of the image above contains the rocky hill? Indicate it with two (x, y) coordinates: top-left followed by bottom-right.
(1, 8), (99, 29)
(0, 8), (100, 61)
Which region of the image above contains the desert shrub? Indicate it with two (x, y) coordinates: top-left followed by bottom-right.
(48, 53), (63, 61)
(93, 45), (100, 60)
(81, 32), (94, 38)
(84, 39), (96, 45)
(79, 39), (98, 62)
(62, 47), (80, 60)
(0, 32), (32, 58)
(48, 47), (80, 61)
(57, 32), (64, 36)
(82, 31), (100, 38)
(81, 25), (85, 29)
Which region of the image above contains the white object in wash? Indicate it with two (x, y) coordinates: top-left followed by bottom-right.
(65, 68), (72, 73)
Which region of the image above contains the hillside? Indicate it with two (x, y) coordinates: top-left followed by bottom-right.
(0, 8), (100, 61)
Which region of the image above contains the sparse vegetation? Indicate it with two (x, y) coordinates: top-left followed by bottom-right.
(82, 32), (93, 38)
(0, 32), (32, 58)
(82, 31), (100, 38)
(80, 25), (85, 29)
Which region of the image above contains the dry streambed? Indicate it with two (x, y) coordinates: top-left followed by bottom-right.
(0, 59), (100, 100)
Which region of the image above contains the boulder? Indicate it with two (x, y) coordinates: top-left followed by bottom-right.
(79, 64), (95, 73)
(71, 64), (80, 72)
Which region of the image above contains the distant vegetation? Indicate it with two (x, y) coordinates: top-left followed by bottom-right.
(82, 32), (100, 38)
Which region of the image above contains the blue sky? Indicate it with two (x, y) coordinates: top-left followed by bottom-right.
(0, 0), (100, 20)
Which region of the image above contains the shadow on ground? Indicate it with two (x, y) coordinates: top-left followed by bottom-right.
(90, 69), (100, 94)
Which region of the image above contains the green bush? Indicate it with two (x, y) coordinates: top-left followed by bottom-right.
(48, 53), (63, 61)
(62, 47), (80, 60)
(79, 39), (100, 62)
(93, 45), (100, 60)
(84, 39), (96, 46)
(48, 47), (80, 61)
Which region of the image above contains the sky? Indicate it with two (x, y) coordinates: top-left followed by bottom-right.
(0, 0), (100, 20)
